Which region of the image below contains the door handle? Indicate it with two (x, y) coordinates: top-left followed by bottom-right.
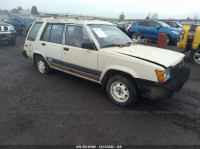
(42, 43), (46, 46)
(63, 47), (69, 51)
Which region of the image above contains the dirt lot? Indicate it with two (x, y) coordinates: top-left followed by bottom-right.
(0, 36), (199, 145)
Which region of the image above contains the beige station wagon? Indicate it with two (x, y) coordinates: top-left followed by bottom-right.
(22, 18), (190, 107)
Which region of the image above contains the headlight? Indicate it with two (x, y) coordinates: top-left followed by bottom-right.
(8, 25), (15, 31)
(172, 31), (180, 35)
(155, 67), (171, 82)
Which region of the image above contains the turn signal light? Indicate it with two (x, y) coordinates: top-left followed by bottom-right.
(155, 70), (165, 83)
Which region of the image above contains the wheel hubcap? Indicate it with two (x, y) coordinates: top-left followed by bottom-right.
(37, 60), (45, 73)
(110, 81), (129, 102)
(193, 51), (200, 64)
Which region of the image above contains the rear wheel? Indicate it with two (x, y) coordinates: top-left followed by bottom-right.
(36, 56), (51, 74)
(106, 75), (138, 107)
(190, 49), (200, 64)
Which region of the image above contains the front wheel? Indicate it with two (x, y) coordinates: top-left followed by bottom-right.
(167, 35), (172, 45)
(106, 75), (138, 107)
(190, 49), (200, 64)
(36, 56), (51, 74)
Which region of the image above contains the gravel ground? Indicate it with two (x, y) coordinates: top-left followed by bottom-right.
(0, 36), (199, 145)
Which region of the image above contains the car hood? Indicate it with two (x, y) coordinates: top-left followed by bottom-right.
(103, 44), (184, 67)
(0, 22), (9, 26)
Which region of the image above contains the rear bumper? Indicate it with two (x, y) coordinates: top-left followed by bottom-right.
(136, 67), (190, 100)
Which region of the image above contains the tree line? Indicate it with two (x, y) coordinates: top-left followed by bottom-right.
(0, 6), (39, 15)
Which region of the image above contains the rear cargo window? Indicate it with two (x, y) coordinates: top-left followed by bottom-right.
(27, 22), (42, 41)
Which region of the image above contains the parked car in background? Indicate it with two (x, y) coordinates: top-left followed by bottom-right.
(177, 25), (200, 64)
(6, 14), (35, 36)
(164, 21), (183, 29)
(0, 22), (16, 45)
(22, 18), (190, 107)
(129, 20), (181, 44)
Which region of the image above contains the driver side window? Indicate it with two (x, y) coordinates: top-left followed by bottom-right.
(65, 25), (93, 49)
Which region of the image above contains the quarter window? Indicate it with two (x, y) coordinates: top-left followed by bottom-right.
(27, 22), (42, 41)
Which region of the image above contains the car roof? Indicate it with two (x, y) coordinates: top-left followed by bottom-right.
(35, 18), (113, 25)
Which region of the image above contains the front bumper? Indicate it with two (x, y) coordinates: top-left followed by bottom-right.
(136, 67), (190, 100)
(172, 36), (180, 43)
(0, 30), (16, 42)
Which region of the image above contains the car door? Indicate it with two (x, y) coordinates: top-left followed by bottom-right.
(38, 23), (65, 65)
(61, 24), (99, 82)
(147, 21), (161, 39)
(137, 22), (148, 37)
(25, 22), (43, 58)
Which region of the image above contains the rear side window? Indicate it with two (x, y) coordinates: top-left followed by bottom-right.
(148, 22), (158, 27)
(42, 24), (52, 42)
(50, 24), (64, 44)
(27, 22), (42, 41)
(41, 23), (64, 44)
(137, 22), (148, 27)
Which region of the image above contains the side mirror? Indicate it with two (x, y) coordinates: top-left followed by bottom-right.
(156, 25), (160, 30)
(82, 43), (95, 50)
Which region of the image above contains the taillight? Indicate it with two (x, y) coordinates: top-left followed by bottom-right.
(180, 29), (184, 40)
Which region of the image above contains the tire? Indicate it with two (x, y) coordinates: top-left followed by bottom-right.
(190, 49), (200, 64)
(8, 38), (16, 45)
(167, 35), (172, 45)
(131, 32), (139, 40)
(106, 75), (138, 107)
(21, 26), (27, 37)
(36, 56), (51, 74)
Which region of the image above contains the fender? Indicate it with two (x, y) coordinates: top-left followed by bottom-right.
(100, 65), (139, 81)
(32, 51), (46, 61)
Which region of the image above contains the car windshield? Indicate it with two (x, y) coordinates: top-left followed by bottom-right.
(88, 24), (133, 48)
(176, 22), (183, 27)
(157, 21), (171, 28)
(19, 15), (35, 20)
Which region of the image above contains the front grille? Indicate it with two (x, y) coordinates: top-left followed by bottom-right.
(0, 34), (6, 38)
(171, 61), (182, 77)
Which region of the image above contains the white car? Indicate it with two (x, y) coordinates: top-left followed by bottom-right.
(22, 18), (190, 107)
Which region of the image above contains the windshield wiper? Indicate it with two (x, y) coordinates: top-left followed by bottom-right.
(101, 44), (121, 48)
(102, 43), (132, 48)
